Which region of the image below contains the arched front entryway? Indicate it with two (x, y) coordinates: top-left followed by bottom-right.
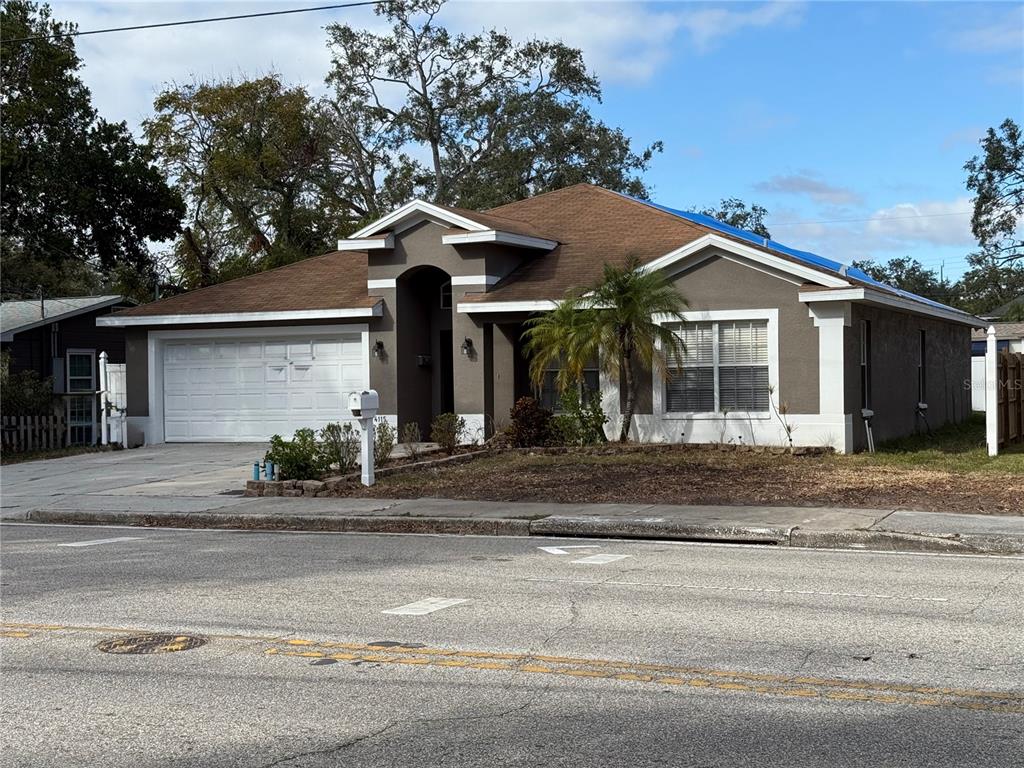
(395, 265), (453, 436)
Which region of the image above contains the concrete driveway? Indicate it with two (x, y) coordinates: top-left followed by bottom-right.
(1, 444), (268, 518)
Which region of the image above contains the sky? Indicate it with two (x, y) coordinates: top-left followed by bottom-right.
(48, 0), (1024, 278)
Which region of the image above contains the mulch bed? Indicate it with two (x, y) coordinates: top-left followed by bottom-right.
(345, 449), (1024, 515)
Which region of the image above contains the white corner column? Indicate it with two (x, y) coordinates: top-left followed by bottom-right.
(986, 325), (998, 457)
(808, 302), (852, 453)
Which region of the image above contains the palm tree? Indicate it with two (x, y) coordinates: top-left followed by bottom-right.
(524, 257), (688, 441)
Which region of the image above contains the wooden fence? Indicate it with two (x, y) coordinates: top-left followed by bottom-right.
(1, 414), (67, 453)
(996, 351), (1023, 448)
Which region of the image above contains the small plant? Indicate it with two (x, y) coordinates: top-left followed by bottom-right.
(431, 412), (465, 455)
(319, 422), (359, 473)
(266, 428), (328, 480)
(374, 416), (396, 466)
(400, 421), (422, 461)
(768, 385), (796, 451)
(507, 396), (552, 447)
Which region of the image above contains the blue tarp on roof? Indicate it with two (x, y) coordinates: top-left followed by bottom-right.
(631, 195), (969, 316)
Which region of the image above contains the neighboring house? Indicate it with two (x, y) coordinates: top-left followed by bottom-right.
(1, 295), (133, 444)
(99, 184), (982, 452)
(970, 322), (1024, 412)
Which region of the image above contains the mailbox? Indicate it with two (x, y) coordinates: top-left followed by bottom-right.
(348, 390), (380, 419)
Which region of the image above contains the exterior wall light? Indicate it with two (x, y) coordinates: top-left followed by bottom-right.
(461, 337), (473, 356)
(372, 340), (385, 359)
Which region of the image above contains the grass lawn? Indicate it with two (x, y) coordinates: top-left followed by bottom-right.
(350, 415), (1023, 515)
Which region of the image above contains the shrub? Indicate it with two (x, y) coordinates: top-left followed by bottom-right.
(507, 396), (552, 447)
(0, 351), (57, 417)
(431, 412), (465, 455)
(266, 428), (328, 480)
(319, 422), (359, 473)
(374, 416), (396, 465)
(400, 421), (422, 461)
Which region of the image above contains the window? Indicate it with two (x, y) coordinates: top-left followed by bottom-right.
(917, 329), (926, 404)
(536, 360), (600, 413)
(440, 281), (452, 309)
(66, 350), (95, 445)
(666, 319), (769, 413)
(860, 320), (872, 411)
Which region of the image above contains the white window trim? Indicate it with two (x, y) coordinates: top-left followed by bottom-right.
(66, 348), (97, 445)
(652, 309), (780, 421)
(143, 324), (370, 445)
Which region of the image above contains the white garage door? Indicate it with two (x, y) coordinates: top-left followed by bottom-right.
(163, 333), (366, 441)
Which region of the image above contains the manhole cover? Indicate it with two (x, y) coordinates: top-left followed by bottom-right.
(97, 633), (207, 655)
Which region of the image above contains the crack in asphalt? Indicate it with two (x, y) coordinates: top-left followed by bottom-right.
(962, 569), (1020, 618)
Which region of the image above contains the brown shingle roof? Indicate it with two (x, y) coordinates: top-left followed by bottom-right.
(972, 322), (1024, 340)
(462, 184), (711, 301)
(112, 251), (375, 317)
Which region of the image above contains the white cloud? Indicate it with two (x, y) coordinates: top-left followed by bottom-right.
(952, 7), (1024, 53)
(677, 1), (804, 53)
(768, 197), (976, 265)
(754, 171), (862, 206)
(49, 1), (807, 131)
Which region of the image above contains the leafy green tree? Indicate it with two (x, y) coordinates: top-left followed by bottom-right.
(851, 257), (959, 304)
(0, 1), (182, 300)
(956, 253), (1024, 316)
(326, 0), (660, 211)
(964, 118), (1022, 265)
(523, 258), (688, 441)
(145, 76), (348, 288)
(699, 198), (771, 239)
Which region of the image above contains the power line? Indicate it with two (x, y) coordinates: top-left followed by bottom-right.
(0, 1), (386, 44)
(771, 210), (973, 227)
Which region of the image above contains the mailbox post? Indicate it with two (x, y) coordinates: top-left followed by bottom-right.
(348, 390), (380, 486)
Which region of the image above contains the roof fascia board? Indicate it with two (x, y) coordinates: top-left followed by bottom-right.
(642, 234), (851, 289)
(350, 200), (490, 238)
(441, 230), (558, 250)
(2, 296), (127, 340)
(336, 234), (394, 251)
(798, 288), (983, 327)
(457, 300), (558, 314)
(97, 304), (383, 327)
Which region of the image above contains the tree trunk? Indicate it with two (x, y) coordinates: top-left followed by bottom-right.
(182, 226), (213, 287)
(619, 350), (636, 442)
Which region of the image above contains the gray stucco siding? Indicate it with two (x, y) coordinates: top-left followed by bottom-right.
(845, 304), (971, 450)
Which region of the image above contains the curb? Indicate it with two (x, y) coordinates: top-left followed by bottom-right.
(14, 509), (1024, 555)
(24, 509), (531, 538)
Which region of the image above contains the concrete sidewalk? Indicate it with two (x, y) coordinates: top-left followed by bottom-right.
(5, 495), (1023, 555)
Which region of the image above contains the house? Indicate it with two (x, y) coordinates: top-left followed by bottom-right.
(970, 322), (1024, 412)
(1, 295), (133, 444)
(98, 184), (982, 453)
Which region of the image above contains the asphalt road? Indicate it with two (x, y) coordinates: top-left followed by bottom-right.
(1, 523), (1021, 767)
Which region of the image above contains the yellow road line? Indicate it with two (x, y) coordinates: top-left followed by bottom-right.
(5, 621), (1022, 713)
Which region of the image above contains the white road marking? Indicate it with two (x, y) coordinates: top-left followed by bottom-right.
(571, 554), (631, 565)
(522, 576), (948, 602)
(382, 597), (469, 616)
(538, 545), (601, 555)
(57, 537), (143, 548)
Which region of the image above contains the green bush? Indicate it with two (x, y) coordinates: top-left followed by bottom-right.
(562, 388), (609, 446)
(507, 396), (552, 447)
(0, 351), (57, 417)
(319, 422), (359, 474)
(374, 416), (396, 465)
(266, 428), (328, 480)
(431, 412), (465, 455)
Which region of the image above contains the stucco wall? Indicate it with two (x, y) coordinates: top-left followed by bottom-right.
(845, 304), (971, 450)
